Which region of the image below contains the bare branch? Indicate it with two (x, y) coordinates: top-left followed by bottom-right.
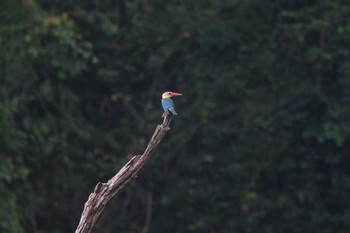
(75, 112), (173, 233)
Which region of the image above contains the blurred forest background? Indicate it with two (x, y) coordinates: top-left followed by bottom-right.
(1, 0), (350, 232)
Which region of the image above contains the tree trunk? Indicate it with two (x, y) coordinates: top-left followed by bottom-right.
(75, 112), (173, 233)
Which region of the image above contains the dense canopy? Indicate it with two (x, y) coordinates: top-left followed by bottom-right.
(1, 0), (350, 232)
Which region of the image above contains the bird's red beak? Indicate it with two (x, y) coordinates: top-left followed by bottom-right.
(170, 92), (182, 97)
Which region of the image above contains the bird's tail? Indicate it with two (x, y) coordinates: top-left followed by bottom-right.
(169, 107), (177, 115)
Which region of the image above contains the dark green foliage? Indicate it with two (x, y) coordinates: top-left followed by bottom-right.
(1, 0), (350, 232)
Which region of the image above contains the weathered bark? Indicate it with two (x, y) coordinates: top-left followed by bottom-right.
(75, 112), (173, 233)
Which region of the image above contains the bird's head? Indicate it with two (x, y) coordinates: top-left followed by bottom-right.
(162, 91), (183, 99)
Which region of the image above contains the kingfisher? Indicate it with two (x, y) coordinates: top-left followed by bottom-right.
(161, 91), (182, 115)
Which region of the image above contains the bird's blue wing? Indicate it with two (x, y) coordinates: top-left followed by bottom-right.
(161, 98), (174, 111)
(161, 98), (177, 115)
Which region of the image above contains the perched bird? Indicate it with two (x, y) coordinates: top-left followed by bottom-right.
(161, 91), (182, 115)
